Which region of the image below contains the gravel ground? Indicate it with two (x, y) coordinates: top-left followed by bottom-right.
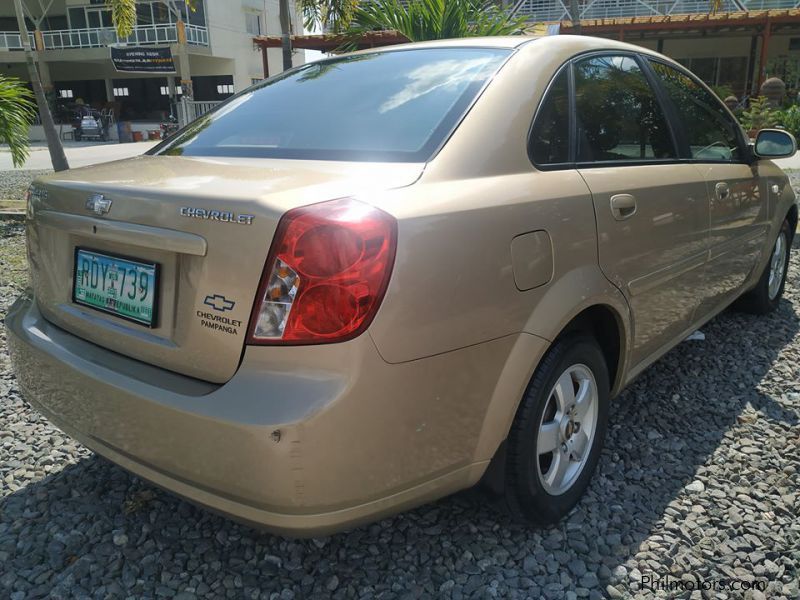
(0, 170), (52, 209)
(1, 215), (799, 598)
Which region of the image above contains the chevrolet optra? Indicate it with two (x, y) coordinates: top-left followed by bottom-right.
(7, 35), (797, 535)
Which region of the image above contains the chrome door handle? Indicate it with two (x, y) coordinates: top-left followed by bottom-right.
(610, 194), (637, 220)
(715, 182), (730, 200)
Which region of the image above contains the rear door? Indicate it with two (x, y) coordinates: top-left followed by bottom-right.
(646, 59), (768, 315)
(572, 53), (710, 367)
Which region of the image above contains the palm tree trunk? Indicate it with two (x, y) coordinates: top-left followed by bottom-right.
(279, 0), (293, 71)
(13, 0), (69, 171)
(569, 0), (582, 34)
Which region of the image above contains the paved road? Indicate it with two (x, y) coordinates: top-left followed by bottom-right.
(0, 141), (159, 171)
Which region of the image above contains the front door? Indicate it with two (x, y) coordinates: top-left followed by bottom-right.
(646, 60), (768, 316)
(573, 54), (710, 367)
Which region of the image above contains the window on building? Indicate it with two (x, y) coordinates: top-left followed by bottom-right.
(86, 8), (113, 29)
(530, 68), (570, 165)
(251, 78), (263, 86)
(245, 11), (262, 35)
(574, 55), (676, 162)
(114, 87), (130, 97)
(160, 86), (169, 95)
(217, 84), (234, 95)
(59, 89), (74, 99)
(649, 60), (743, 162)
(67, 7), (87, 29)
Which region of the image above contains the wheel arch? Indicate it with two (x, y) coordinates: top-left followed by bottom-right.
(787, 203), (798, 242)
(474, 282), (632, 467)
(476, 301), (630, 493)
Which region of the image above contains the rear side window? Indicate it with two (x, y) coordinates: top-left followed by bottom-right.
(530, 68), (570, 165)
(648, 60), (743, 162)
(155, 48), (510, 163)
(574, 55), (676, 163)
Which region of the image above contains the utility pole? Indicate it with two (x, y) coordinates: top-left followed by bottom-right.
(13, 0), (69, 171)
(279, 0), (293, 72)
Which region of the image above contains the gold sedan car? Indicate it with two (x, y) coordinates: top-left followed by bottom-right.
(7, 35), (797, 536)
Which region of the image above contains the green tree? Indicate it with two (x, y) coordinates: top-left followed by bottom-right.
(0, 75), (37, 168)
(347, 0), (526, 42)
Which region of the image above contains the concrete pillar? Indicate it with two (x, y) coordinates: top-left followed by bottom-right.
(105, 78), (114, 103)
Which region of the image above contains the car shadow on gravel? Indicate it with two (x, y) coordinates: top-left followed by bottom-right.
(3, 255), (800, 598)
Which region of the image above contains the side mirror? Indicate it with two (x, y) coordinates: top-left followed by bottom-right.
(754, 128), (797, 159)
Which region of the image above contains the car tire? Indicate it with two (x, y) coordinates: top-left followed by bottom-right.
(735, 219), (792, 315)
(503, 333), (610, 526)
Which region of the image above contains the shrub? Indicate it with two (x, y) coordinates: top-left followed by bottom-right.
(773, 105), (800, 139)
(740, 96), (779, 133)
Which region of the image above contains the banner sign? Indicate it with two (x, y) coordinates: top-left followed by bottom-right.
(111, 46), (176, 73)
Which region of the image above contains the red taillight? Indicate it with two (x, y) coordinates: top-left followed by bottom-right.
(247, 198), (397, 344)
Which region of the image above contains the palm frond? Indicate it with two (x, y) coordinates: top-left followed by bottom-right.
(301, 0), (360, 33)
(347, 0), (526, 43)
(0, 76), (36, 168)
(108, 0), (137, 38)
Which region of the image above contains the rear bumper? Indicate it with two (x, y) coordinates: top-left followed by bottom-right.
(5, 294), (545, 536)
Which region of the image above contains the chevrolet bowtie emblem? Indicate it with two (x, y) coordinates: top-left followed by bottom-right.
(86, 193), (112, 215)
(203, 294), (235, 312)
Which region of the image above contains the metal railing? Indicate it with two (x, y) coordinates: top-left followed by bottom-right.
(0, 31), (36, 50)
(186, 24), (209, 46)
(176, 98), (221, 127)
(510, 0), (800, 20)
(26, 23), (208, 51)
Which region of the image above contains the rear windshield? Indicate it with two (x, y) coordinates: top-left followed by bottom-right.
(153, 48), (511, 162)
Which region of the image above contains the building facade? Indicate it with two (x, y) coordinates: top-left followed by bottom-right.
(512, 1), (800, 99)
(0, 0), (303, 125)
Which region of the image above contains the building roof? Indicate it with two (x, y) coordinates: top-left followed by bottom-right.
(559, 8), (800, 34)
(253, 8), (800, 52)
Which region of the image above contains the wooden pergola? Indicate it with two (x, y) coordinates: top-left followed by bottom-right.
(560, 9), (800, 89)
(253, 9), (800, 89)
(253, 31), (410, 77)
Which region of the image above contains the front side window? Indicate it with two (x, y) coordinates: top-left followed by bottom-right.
(155, 48), (510, 162)
(530, 68), (570, 165)
(649, 60), (743, 162)
(574, 55), (676, 163)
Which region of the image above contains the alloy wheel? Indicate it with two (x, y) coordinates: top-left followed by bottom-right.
(768, 231), (788, 301)
(536, 364), (599, 495)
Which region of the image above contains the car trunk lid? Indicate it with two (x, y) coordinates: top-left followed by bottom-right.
(27, 154), (422, 383)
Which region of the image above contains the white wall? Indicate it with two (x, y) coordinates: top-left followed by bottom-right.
(205, 0), (304, 89)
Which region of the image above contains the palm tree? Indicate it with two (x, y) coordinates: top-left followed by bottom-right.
(13, 0), (69, 171)
(301, 0), (359, 34)
(279, 0), (294, 71)
(0, 75), (37, 168)
(14, 0), (196, 171)
(568, 0), (581, 34)
(347, 0), (526, 42)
